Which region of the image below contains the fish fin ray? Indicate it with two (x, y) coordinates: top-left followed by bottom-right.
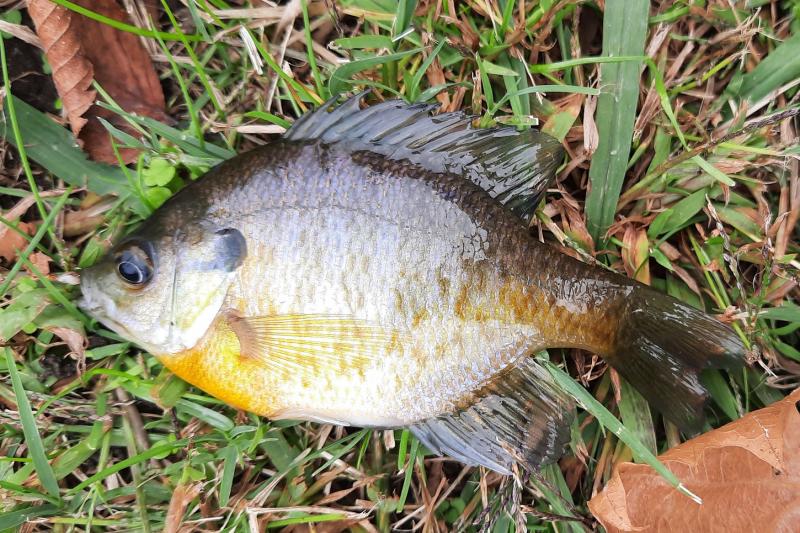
(284, 93), (564, 220)
(225, 311), (402, 373)
(410, 357), (573, 474)
(272, 409), (353, 426)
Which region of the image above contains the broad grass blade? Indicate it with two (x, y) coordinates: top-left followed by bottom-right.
(737, 32), (800, 105)
(4, 348), (61, 501)
(585, 0), (649, 243)
(0, 96), (136, 205)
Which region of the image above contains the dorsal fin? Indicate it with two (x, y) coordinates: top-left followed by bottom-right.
(285, 93), (564, 220)
(410, 357), (574, 474)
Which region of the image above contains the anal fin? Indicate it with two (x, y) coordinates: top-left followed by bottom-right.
(410, 358), (573, 475)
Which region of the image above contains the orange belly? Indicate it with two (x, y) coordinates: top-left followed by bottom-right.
(158, 319), (281, 417)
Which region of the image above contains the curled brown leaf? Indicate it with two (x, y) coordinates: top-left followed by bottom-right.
(47, 326), (86, 373)
(27, 251), (52, 276)
(589, 389), (800, 533)
(0, 195), (41, 262)
(27, 0), (95, 135)
(164, 482), (203, 533)
(28, 0), (167, 164)
(621, 226), (650, 284)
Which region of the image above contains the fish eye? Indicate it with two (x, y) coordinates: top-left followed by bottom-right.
(115, 244), (154, 287)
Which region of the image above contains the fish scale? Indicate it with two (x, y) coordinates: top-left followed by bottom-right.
(211, 141), (546, 424)
(80, 95), (746, 474)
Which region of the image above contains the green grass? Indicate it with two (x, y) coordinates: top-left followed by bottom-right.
(584, 0), (649, 244)
(1, 0), (800, 531)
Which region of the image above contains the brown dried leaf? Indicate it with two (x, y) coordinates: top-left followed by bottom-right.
(48, 326), (85, 359)
(589, 389), (800, 533)
(621, 226), (650, 284)
(27, 0), (95, 134)
(0, 221), (33, 262)
(164, 482), (202, 533)
(0, 194), (42, 262)
(27, 251), (51, 276)
(560, 199), (595, 252)
(453, 14), (480, 51)
(422, 34), (449, 109)
(47, 326), (87, 374)
(670, 263), (701, 296)
(28, 0), (167, 164)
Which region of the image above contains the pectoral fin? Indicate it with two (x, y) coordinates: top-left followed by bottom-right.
(225, 311), (403, 374)
(410, 357), (573, 474)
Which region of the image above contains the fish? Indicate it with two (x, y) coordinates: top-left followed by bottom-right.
(79, 94), (746, 474)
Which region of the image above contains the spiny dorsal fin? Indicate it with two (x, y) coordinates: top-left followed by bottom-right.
(410, 357), (574, 474)
(285, 93), (564, 220)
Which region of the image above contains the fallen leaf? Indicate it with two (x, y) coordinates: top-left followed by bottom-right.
(542, 93), (582, 142)
(559, 198), (595, 253)
(0, 195), (41, 262)
(621, 226), (650, 284)
(27, 251), (52, 276)
(589, 389), (800, 533)
(48, 326), (86, 370)
(422, 34), (449, 109)
(27, 0), (94, 135)
(164, 482), (202, 533)
(0, 221), (32, 262)
(63, 206), (110, 237)
(28, 0), (167, 164)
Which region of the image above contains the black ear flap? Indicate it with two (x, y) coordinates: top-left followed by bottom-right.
(214, 228), (247, 271)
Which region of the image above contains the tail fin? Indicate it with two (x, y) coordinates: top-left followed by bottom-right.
(606, 286), (746, 432)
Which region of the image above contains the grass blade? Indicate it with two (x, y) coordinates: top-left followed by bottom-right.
(392, 0), (416, 41)
(66, 439), (188, 495)
(302, 0), (325, 99)
(329, 48), (422, 96)
(0, 504), (60, 530)
(0, 96), (135, 202)
(585, 0), (649, 243)
(737, 32), (800, 105)
(47, 0), (202, 42)
(543, 359), (702, 504)
(4, 348), (61, 502)
(0, 190), (71, 298)
(396, 436), (420, 512)
(534, 464), (584, 533)
(617, 378), (657, 455)
(218, 445), (238, 508)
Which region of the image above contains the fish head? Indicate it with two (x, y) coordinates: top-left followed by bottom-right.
(79, 220), (247, 356)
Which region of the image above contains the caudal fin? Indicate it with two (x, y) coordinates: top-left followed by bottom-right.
(606, 286), (746, 432)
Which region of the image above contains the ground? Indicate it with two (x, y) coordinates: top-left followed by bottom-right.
(0, 0), (799, 531)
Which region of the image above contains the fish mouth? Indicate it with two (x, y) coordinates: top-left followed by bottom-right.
(79, 280), (179, 356)
(79, 295), (161, 354)
(78, 284), (136, 342)
(78, 293), (128, 338)
(77, 277), (106, 321)
(77, 295), (98, 315)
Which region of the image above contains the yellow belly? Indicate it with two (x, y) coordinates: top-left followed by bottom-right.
(157, 315), (407, 425)
(159, 319), (281, 417)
